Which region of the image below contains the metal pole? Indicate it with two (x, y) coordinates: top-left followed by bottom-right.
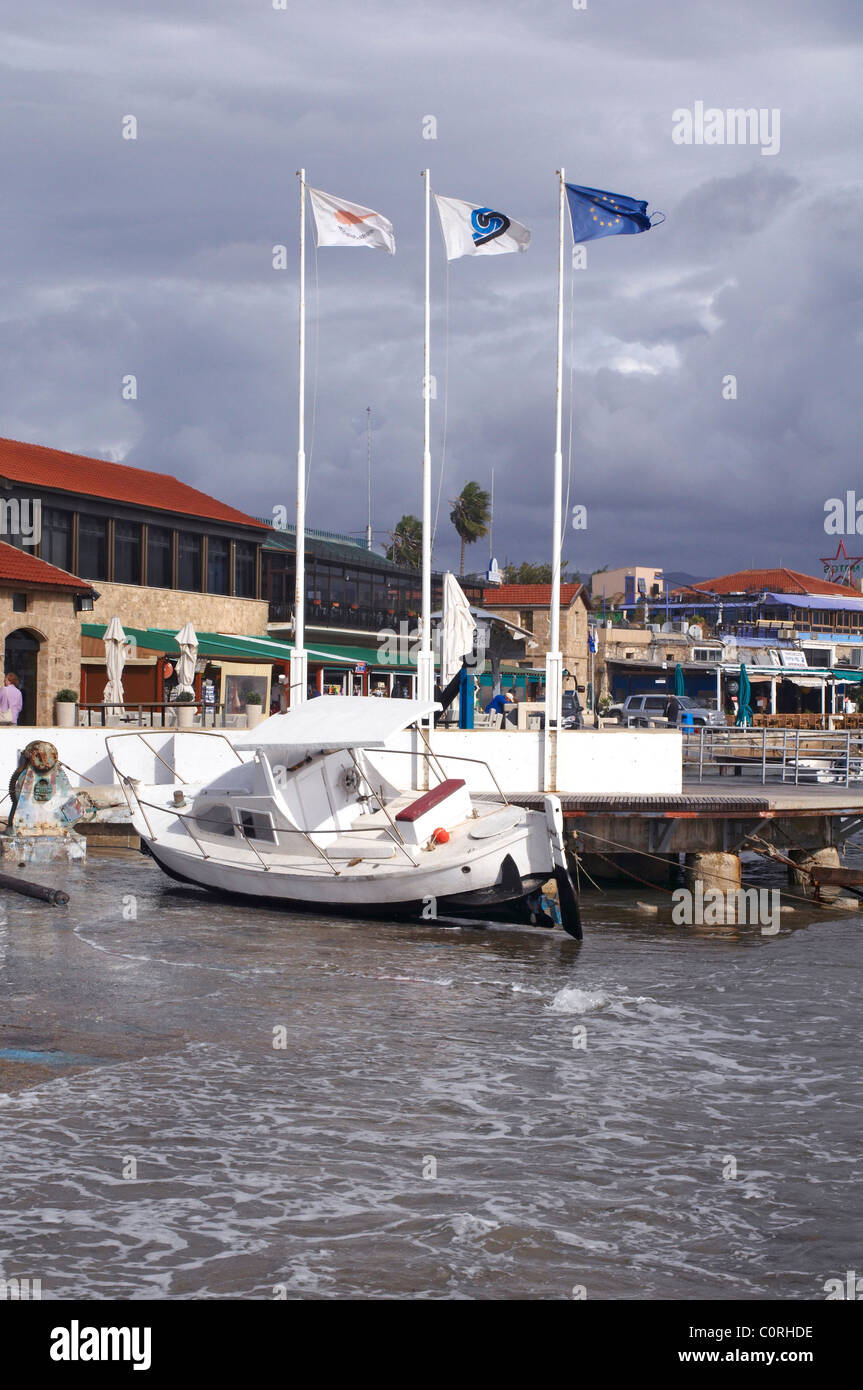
(413, 169), (435, 790)
(544, 167), (566, 792)
(290, 168), (308, 705)
(416, 168), (434, 712)
(366, 405), (373, 550)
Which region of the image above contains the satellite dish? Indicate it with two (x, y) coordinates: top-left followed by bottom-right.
(660, 621), (674, 633)
(687, 624), (703, 639)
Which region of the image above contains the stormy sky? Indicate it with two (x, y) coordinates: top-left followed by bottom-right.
(1, 0), (861, 583)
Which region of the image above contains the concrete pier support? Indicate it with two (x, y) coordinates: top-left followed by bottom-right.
(684, 851), (741, 897)
(787, 846), (841, 901)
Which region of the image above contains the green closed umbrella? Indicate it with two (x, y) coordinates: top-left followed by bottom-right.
(735, 663), (753, 726)
(673, 662), (685, 697)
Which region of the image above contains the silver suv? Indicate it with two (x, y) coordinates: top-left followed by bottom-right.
(611, 694), (724, 728)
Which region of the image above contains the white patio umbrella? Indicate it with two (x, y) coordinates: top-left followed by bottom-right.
(174, 621), (198, 696)
(440, 572), (477, 689)
(102, 616), (127, 707)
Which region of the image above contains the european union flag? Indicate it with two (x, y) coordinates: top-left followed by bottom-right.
(566, 183), (651, 244)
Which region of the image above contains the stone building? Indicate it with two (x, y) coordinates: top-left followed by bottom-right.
(0, 434), (269, 721)
(0, 542), (96, 725)
(482, 582), (592, 696)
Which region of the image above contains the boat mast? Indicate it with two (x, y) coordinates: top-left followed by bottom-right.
(290, 169), (309, 705)
(544, 167), (566, 791)
(417, 168), (434, 712)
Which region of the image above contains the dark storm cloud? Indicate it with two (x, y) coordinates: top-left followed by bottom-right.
(0, 0), (861, 578)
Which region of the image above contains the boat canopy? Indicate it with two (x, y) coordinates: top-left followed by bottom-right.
(231, 695), (441, 750)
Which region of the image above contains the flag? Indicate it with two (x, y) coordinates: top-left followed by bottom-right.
(434, 194), (531, 260)
(307, 187), (395, 254)
(565, 183), (651, 244)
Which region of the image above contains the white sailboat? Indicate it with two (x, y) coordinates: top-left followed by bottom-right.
(107, 169), (582, 936)
(105, 697), (579, 930)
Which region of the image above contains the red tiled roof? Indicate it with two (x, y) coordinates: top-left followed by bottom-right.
(0, 540), (93, 592)
(483, 583), (586, 607)
(672, 567), (860, 599)
(0, 436), (267, 530)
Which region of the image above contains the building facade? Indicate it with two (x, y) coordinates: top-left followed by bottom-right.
(0, 543), (96, 725)
(482, 583), (592, 697)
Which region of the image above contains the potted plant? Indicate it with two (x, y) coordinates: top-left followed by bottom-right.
(244, 689), (263, 729)
(54, 688), (78, 728)
(174, 690), (196, 729)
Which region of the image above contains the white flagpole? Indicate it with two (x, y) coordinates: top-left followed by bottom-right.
(290, 168), (309, 705)
(544, 167), (566, 791)
(417, 168), (434, 715)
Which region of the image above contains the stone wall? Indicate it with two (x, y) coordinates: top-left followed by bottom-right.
(91, 582), (269, 637)
(0, 587), (82, 726)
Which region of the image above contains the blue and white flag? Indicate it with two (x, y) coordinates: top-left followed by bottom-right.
(434, 194), (531, 260)
(565, 183), (652, 244)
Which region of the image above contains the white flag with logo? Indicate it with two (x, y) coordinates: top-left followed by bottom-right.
(434, 194), (530, 260)
(308, 187), (395, 254)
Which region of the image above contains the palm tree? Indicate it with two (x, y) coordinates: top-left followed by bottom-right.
(449, 481), (491, 575)
(386, 514), (423, 570)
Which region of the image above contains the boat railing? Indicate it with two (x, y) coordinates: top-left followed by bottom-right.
(105, 728), (247, 787)
(122, 788), (424, 873)
(363, 735), (510, 807)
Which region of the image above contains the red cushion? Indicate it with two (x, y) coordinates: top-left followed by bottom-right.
(395, 778), (466, 823)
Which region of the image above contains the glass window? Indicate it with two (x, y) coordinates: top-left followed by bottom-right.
(78, 514), (108, 580)
(234, 542), (256, 598)
(329, 570), (345, 610)
(207, 536), (230, 595)
(114, 520), (142, 584)
(177, 532), (202, 592)
(41, 508), (72, 572)
(147, 526), (173, 588)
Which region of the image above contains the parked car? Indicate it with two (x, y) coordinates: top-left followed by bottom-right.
(522, 691), (584, 731)
(607, 693), (724, 728)
(561, 691), (584, 730)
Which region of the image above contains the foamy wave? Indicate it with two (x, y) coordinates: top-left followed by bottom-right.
(450, 1213), (500, 1241)
(548, 987), (611, 1014)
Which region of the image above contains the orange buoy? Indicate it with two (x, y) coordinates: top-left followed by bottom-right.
(431, 827), (450, 845)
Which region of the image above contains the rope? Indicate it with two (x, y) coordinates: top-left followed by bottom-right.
(573, 825), (834, 911)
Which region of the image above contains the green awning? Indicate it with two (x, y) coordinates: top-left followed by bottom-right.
(80, 624), (416, 670)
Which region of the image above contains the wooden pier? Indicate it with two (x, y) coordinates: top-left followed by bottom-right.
(513, 780), (863, 890)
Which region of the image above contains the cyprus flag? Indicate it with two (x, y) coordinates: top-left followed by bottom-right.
(308, 187), (396, 254)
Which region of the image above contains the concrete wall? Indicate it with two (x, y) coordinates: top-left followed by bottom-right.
(92, 581), (269, 637)
(0, 725), (682, 798)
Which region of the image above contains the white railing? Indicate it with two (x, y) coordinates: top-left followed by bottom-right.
(682, 726), (863, 787)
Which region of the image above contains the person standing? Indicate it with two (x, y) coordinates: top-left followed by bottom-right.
(0, 673), (23, 724)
